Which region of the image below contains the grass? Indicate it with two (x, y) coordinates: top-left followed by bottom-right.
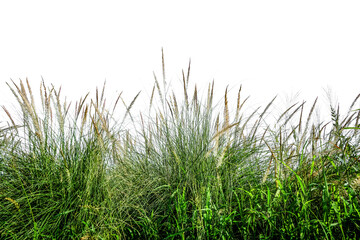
(0, 52), (360, 239)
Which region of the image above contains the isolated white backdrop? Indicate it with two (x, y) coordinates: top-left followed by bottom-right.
(1, 1), (360, 124)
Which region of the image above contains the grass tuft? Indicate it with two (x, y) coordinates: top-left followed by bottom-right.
(1, 56), (359, 239)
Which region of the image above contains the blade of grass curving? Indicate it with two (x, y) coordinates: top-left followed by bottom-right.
(182, 70), (189, 109)
(283, 102), (304, 126)
(239, 106), (260, 140)
(80, 104), (89, 137)
(186, 58), (191, 86)
(75, 92), (90, 120)
(277, 102), (298, 123)
(299, 97), (318, 149)
(112, 91), (122, 114)
(154, 72), (164, 106)
(224, 86), (229, 128)
(211, 122), (239, 142)
(250, 96), (277, 141)
(348, 94), (360, 114)
(161, 47), (166, 88)
(121, 91), (141, 125)
(166, 100), (174, 119)
(298, 102), (304, 134)
(100, 80), (106, 104)
(2, 106), (18, 132)
(172, 91), (179, 118)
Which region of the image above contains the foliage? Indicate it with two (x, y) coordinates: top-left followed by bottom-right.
(1, 53), (359, 239)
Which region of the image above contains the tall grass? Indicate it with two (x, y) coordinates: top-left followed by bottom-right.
(1, 53), (359, 239)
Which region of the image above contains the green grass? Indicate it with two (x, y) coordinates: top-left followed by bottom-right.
(1, 54), (360, 239)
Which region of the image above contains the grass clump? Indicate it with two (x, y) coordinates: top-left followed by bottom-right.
(1, 53), (360, 239)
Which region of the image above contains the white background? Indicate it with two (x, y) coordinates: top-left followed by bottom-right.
(1, 1), (360, 124)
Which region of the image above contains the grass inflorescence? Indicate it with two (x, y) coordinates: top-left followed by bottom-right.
(1, 53), (360, 239)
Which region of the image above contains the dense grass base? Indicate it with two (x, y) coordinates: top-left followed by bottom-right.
(1, 59), (360, 239)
